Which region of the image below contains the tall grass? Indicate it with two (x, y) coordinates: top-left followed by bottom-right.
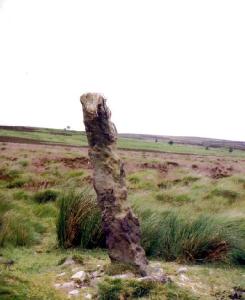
(0, 211), (42, 247)
(56, 189), (105, 248)
(33, 189), (58, 203)
(139, 209), (245, 264)
(56, 191), (245, 264)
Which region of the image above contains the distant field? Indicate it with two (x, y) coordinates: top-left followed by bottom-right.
(1, 126), (245, 157)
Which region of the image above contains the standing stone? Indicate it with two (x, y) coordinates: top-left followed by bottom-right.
(80, 93), (148, 275)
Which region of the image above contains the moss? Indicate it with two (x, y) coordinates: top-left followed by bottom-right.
(105, 262), (139, 276)
(98, 278), (198, 300)
(211, 188), (239, 201)
(33, 190), (59, 203)
(6, 178), (26, 189)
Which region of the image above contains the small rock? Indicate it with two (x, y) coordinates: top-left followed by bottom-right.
(177, 267), (188, 275)
(91, 271), (102, 278)
(61, 281), (75, 289)
(62, 257), (76, 266)
(179, 274), (189, 282)
(147, 265), (164, 277)
(138, 274), (168, 284)
(68, 289), (80, 296)
(111, 273), (135, 279)
(96, 264), (104, 272)
(54, 283), (61, 289)
(71, 271), (86, 282)
(56, 272), (66, 277)
(230, 287), (245, 299)
(84, 293), (92, 299)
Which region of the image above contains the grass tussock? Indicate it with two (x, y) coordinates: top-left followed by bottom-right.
(0, 211), (43, 247)
(0, 271), (63, 300)
(210, 188), (239, 201)
(6, 178), (27, 189)
(56, 189), (105, 249)
(55, 191), (245, 264)
(155, 192), (191, 205)
(139, 210), (245, 264)
(33, 189), (59, 203)
(98, 278), (197, 300)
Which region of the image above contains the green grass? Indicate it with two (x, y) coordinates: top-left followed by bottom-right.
(55, 190), (245, 265)
(0, 210), (44, 247)
(1, 127), (245, 156)
(1, 139), (245, 299)
(98, 277), (198, 300)
(33, 189), (59, 203)
(56, 189), (104, 248)
(139, 210), (245, 264)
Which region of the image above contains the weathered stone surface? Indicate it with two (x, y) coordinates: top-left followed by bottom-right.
(61, 281), (76, 289)
(80, 93), (148, 275)
(111, 273), (135, 279)
(68, 289), (80, 296)
(177, 267), (188, 274)
(62, 257), (76, 266)
(71, 270), (87, 283)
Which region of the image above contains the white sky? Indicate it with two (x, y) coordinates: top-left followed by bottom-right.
(0, 0), (244, 141)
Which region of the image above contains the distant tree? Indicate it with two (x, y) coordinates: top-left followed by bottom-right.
(64, 126), (72, 136)
(168, 140), (174, 145)
(205, 146), (209, 150)
(229, 147), (233, 153)
(155, 138), (158, 143)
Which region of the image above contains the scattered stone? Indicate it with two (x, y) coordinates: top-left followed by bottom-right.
(71, 270), (87, 283)
(179, 274), (189, 282)
(177, 267), (188, 274)
(148, 264), (164, 276)
(56, 272), (66, 277)
(91, 271), (102, 278)
(68, 289), (80, 297)
(61, 281), (76, 289)
(111, 273), (135, 279)
(84, 293), (92, 299)
(54, 283), (61, 289)
(62, 257), (76, 266)
(229, 287), (245, 299)
(96, 264), (104, 272)
(138, 275), (168, 284)
(131, 263), (169, 283)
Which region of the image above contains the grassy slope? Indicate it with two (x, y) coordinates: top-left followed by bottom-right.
(0, 141), (245, 299)
(1, 127), (245, 157)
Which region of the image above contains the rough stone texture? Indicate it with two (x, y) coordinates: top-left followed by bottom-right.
(71, 270), (87, 282)
(80, 93), (148, 275)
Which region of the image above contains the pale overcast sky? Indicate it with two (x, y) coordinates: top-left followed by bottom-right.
(0, 0), (244, 141)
